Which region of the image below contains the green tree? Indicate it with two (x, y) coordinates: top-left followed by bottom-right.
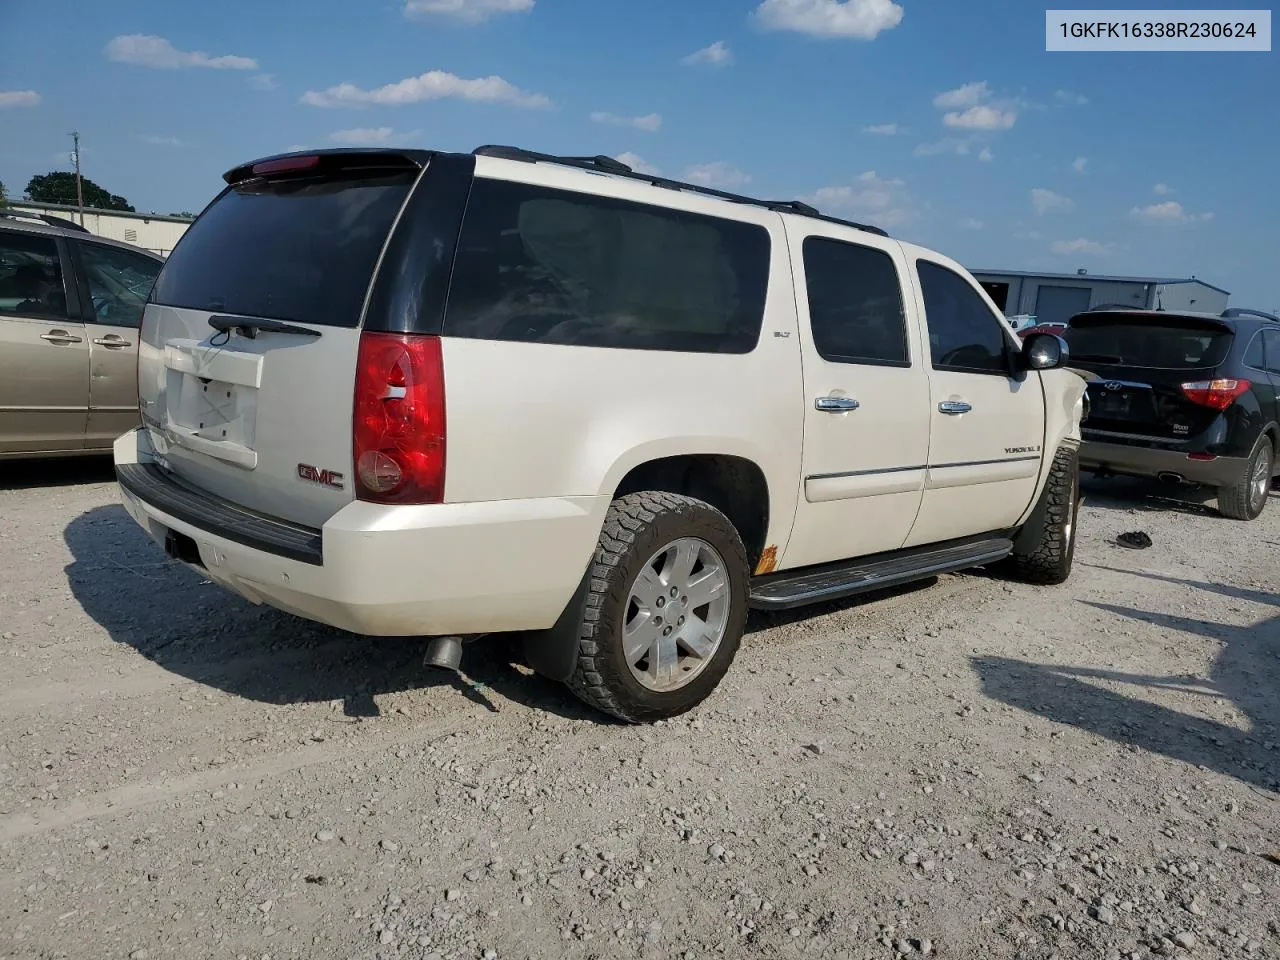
(25, 171), (134, 212)
(0, 179), (8, 207)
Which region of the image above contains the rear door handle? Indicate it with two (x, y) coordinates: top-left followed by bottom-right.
(815, 396), (860, 413)
(92, 335), (133, 348)
(40, 330), (83, 344)
(938, 400), (972, 415)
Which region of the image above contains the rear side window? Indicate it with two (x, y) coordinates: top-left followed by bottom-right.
(1064, 318), (1233, 369)
(0, 230), (68, 320)
(150, 169), (415, 327)
(916, 260), (1010, 374)
(803, 236), (908, 367)
(443, 179), (771, 353)
(1243, 332), (1265, 370)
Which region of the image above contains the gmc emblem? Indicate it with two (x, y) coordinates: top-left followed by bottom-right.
(297, 463), (345, 490)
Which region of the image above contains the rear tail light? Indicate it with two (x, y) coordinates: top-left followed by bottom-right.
(353, 332), (446, 504)
(1179, 378), (1250, 412)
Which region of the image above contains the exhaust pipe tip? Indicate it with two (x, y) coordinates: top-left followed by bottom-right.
(423, 635), (464, 673)
(1157, 472), (1184, 484)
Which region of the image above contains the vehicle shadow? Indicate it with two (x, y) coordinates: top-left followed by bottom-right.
(1, 456), (116, 491)
(972, 569), (1280, 792)
(63, 504), (608, 723)
(1080, 475), (1221, 518)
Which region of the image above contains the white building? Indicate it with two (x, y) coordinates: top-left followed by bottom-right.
(6, 200), (193, 257)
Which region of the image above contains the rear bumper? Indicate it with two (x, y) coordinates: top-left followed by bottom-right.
(1079, 437), (1247, 487)
(113, 429), (606, 637)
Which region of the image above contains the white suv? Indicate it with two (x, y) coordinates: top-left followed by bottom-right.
(114, 145), (1087, 722)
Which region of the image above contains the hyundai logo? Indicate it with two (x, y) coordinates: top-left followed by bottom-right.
(1103, 381), (1124, 391)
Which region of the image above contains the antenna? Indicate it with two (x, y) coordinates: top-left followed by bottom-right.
(70, 131), (84, 226)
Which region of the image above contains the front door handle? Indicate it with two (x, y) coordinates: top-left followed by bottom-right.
(92, 335), (133, 348)
(40, 330), (83, 345)
(938, 400), (972, 415)
(815, 396), (860, 413)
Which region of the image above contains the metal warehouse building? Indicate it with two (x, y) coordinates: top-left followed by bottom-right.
(969, 268), (1230, 327)
(5, 200), (193, 257)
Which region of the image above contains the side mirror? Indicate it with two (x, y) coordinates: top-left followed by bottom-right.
(1022, 332), (1069, 371)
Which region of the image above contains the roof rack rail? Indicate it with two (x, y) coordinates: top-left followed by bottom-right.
(1221, 307), (1279, 323)
(471, 144), (888, 238)
(0, 209), (91, 233)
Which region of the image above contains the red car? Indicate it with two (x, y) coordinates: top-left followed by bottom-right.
(1017, 322), (1067, 339)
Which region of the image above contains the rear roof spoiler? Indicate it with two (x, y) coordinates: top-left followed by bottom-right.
(223, 148), (433, 185)
(1071, 309), (1234, 332)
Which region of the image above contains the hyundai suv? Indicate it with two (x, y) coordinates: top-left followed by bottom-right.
(1067, 307), (1280, 520)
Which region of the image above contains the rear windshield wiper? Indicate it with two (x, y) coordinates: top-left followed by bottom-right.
(208, 315), (322, 339)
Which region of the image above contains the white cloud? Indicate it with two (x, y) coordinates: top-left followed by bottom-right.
(302, 70), (551, 109)
(682, 41), (732, 66)
(803, 171), (912, 227)
(616, 152), (661, 175)
(105, 34), (257, 70)
(1153, 182), (1174, 195)
(141, 134), (183, 147)
(960, 218), (985, 230)
(1031, 188), (1073, 215)
(978, 146), (994, 162)
(590, 111), (662, 132)
(863, 122), (901, 135)
(933, 81), (989, 110)
(682, 162), (751, 189)
(248, 73), (278, 91)
(1130, 201), (1213, 224)
(943, 104), (1016, 130)
(1054, 89), (1089, 105)
(1071, 156), (1088, 174)
(753, 0), (904, 40)
(1051, 238), (1113, 256)
(329, 127), (395, 144)
(403, 0), (533, 22)
(0, 90), (41, 108)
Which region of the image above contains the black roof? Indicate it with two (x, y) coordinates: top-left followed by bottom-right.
(224, 145), (889, 238)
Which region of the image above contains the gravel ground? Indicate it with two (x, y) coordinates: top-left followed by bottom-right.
(1, 459), (1277, 960)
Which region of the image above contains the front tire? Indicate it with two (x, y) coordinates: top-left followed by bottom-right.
(1004, 444), (1080, 585)
(1217, 436), (1273, 521)
(566, 492), (750, 723)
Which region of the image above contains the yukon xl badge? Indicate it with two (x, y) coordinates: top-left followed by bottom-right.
(297, 463), (345, 490)
(1004, 445), (1041, 455)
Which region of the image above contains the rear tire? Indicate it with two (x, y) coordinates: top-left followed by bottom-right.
(565, 492), (750, 723)
(1004, 445), (1080, 585)
(1217, 436), (1273, 521)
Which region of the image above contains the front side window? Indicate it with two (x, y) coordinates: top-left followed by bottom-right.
(803, 236), (909, 367)
(80, 242), (161, 328)
(1266, 331), (1280, 375)
(443, 179), (771, 354)
(0, 231), (68, 320)
(916, 260), (1011, 375)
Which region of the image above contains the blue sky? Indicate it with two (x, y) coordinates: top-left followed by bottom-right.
(3, 0), (1276, 309)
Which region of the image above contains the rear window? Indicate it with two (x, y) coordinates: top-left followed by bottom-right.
(150, 169), (415, 327)
(442, 178), (771, 354)
(1065, 318), (1233, 369)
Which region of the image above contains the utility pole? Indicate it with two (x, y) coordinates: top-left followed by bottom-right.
(70, 131), (84, 226)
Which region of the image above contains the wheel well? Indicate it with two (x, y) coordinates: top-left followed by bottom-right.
(613, 455), (771, 570)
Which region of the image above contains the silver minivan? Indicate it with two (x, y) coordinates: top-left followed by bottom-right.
(0, 212), (164, 459)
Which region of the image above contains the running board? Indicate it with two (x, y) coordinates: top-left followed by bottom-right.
(748, 535), (1013, 611)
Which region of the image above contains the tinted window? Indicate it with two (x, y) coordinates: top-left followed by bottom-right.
(443, 179), (771, 354)
(0, 231), (68, 320)
(150, 169), (415, 327)
(1243, 332), (1265, 370)
(803, 236), (908, 366)
(1064, 318), (1233, 369)
(1266, 331), (1280, 375)
(916, 260), (1010, 374)
(80, 242), (161, 328)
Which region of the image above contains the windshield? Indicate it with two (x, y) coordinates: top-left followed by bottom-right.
(149, 168), (416, 328)
(1064, 319), (1233, 369)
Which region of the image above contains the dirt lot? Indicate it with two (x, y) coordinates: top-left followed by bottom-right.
(1, 460), (1277, 960)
